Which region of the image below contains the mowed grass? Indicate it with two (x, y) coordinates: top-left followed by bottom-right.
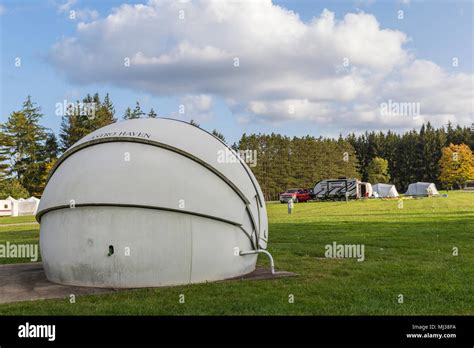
(0, 215), (37, 224)
(0, 224), (40, 264)
(0, 191), (472, 315)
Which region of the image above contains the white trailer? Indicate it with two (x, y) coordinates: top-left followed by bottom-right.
(0, 200), (13, 216)
(313, 178), (371, 200)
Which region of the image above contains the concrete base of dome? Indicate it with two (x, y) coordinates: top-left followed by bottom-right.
(0, 263), (293, 304)
(40, 206), (257, 288)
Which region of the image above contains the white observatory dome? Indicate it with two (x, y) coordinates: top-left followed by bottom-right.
(37, 118), (268, 288)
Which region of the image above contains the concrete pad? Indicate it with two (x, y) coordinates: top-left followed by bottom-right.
(0, 262), (119, 304)
(228, 267), (297, 281)
(0, 263), (296, 304)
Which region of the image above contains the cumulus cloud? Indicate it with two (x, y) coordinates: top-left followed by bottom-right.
(56, 0), (77, 13)
(173, 94), (213, 123)
(56, 0), (98, 22)
(49, 0), (473, 132)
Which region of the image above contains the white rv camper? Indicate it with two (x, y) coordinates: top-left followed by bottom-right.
(313, 178), (371, 200)
(0, 199), (13, 216)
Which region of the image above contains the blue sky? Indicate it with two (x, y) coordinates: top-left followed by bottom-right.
(1, 0), (472, 144)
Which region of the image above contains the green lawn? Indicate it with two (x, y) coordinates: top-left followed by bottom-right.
(0, 224), (40, 264)
(0, 191), (473, 315)
(0, 215), (37, 224)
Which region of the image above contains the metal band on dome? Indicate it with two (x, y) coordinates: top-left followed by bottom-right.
(36, 202), (256, 248)
(45, 136), (251, 205)
(157, 117), (265, 209)
(39, 136), (260, 248)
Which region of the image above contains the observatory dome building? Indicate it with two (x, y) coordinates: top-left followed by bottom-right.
(37, 118), (268, 288)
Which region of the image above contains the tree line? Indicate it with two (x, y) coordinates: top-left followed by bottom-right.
(0, 94), (473, 199)
(235, 134), (359, 201)
(0, 94), (155, 197)
(234, 124), (473, 200)
(345, 123), (473, 192)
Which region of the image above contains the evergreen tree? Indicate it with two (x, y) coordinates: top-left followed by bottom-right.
(95, 94), (116, 128)
(43, 133), (59, 162)
(148, 108), (157, 118)
(0, 96), (49, 195)
(190, 119), (200, 127)
(60, 93), (116, 153)
(212, 129), (226, 143)
(0, 131), (12, 180)
(103, 93), (115, 116)
(123, 107), (134, 120)
(131, 101), (145, 119)
(59, 99), (89, 152)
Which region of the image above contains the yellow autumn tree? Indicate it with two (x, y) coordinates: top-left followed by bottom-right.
(438, 143), (474, 189)
(32, 159), (57, 198)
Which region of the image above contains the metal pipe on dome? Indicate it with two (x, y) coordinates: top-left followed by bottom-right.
(239, 249), (275, 275)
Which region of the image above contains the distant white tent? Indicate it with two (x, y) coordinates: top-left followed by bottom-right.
(0, 196), (40, 216)
(19, 196), (40, 215)
(0, 199), (13, 216)
(372, 183), (399, 198)
(405, 182), (439, 196)
(27, 196), (40, 204)
(6, 196), (19, 216)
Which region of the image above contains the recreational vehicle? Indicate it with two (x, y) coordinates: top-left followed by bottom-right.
(313, 178), (371, 201)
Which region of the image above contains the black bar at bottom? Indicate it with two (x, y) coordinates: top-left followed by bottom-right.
(0, 316), (472, 345)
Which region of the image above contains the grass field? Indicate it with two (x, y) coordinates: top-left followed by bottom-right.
(0, 191), (473, 315)
(0, 215), (37, 225)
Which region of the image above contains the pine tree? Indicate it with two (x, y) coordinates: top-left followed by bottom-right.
(94, 94), (116, 128)
(43, 133), (59, 162)
(123, 107), (134, 120)
(58, 93), (112, 152)
(131, 102), (145, 119)
(1, 96), (49, 195)
(212, 129), (226, 143)
(0, 131), (12, 180)
(59, 99), (88, 152)
(190, 119), (200, 127)
(148, 108), (157, 118)
(22, 95), (44, 125)
(103, 93), (115, 116)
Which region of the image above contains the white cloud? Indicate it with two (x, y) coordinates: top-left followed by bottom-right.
(169, 94), (213, 123)
(49, 0), (473, 132)
(57, 0), (77, 13)
(0, 4), (6, 16)
(56, 0), (98, 22)
(74, 8), (99, 21)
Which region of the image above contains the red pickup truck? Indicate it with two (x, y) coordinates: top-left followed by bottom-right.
(279, 188), (311, 203)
